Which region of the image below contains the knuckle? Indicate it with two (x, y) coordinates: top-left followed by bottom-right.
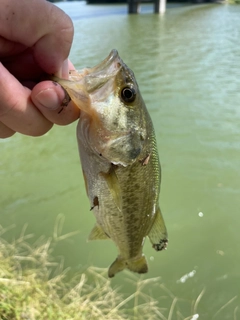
(0, 97), (19, 119)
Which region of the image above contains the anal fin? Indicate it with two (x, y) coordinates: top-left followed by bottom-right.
(88, 224), (110, 241)
(148, 206), (168, 251)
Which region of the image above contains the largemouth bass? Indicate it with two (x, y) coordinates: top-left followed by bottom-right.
(53, 50), (168, 277)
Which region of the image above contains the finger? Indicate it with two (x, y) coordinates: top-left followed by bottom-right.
(2, 51), (76, 83)
(0, 122), (15, 139)
(56, 59), (69, 79)
(20, 58), (76, 89)
(0, 63), (53, 136)
(1, 48), (43, 81)
(68, 60), (76, 71)
(0, 0), (74, 74)
(31, 81), (80, 126)
(55, 58), (76, 79)
(0, 35), (26, 57)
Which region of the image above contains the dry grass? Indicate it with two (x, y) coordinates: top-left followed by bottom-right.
(0, 216), (238, 320)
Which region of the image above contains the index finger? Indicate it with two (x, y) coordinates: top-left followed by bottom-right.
(0, 0), (74, 74)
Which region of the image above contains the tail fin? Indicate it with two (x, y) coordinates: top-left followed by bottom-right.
(108, 257), (126, 278)
(127, 255), (148, 274)
(108, 255), (148, 278)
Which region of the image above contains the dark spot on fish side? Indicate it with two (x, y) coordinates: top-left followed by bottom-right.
(90, 196), (99, 211)
(153, 239), (168, 251)
(129, 147), (141, 160)
(133, 183), (140, 191)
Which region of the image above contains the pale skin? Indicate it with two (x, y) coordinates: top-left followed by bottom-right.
(0, 0), (80, 139)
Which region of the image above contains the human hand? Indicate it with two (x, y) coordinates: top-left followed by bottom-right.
(0, 0), (80, 139)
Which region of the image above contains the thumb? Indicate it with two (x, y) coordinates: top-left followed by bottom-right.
(0, 63), (53, 136)
(32, 81), (80, 126)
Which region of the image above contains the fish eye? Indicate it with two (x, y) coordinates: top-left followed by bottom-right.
(121, 87), (136, 103)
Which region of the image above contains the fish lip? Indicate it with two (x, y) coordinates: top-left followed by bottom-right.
(90, 49), (119, 73)
(84, 49), (122, 93)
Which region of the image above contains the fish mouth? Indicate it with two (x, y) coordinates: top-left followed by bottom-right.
(83, 49), (122, 93)
(89, 49), (119, 73)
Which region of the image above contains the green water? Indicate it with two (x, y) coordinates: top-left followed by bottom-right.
(1, 2), (240, 318)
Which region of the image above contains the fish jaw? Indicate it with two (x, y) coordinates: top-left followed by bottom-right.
(49, 50), (121, 116)
(53, 49), (148, 166)
(83, 49), (121, 94)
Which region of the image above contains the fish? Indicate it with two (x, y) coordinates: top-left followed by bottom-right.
(52, 50), (168, 278)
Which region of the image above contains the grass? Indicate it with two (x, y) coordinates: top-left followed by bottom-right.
(0, 216), (238, 320)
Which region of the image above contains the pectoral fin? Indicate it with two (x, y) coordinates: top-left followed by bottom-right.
(148, 206), (168, 251)
(88, 224), (109, 241)
(100, 166), (122, 211)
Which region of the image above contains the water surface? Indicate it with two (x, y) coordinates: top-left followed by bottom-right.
(1, 2), (240, 318)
